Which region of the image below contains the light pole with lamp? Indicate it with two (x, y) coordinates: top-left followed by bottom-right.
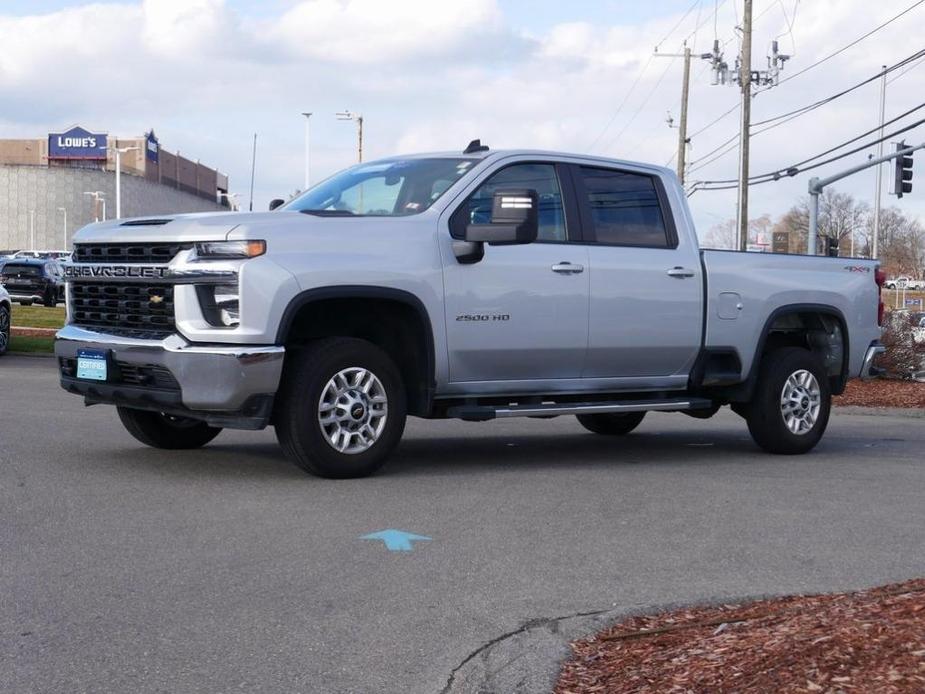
(335, 110), (363, 163)
(57, 207), (67, 250)
(112, 146), (139, 219)
(301, 112), (313, 190)
(83, 191), (105, 222)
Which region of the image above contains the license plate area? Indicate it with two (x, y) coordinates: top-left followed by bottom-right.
(76, 349), (109, 381)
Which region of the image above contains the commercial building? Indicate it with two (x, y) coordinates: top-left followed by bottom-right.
(0, 125), (234, 251)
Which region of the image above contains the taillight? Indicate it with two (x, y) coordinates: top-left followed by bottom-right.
(875, 268), (886, 326)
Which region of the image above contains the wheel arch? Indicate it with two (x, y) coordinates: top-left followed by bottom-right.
(725, 303), (850, 402)
(275, 286), (436, 416)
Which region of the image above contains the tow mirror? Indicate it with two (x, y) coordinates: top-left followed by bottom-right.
(269, 198), (285, 211)
(465, 189), (538, 245)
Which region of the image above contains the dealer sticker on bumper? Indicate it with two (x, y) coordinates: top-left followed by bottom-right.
(76, 349), (108, 381)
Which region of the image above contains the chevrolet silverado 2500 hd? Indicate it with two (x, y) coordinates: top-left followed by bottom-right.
(55, 143), (886, 478)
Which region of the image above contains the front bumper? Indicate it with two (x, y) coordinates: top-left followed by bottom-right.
(860, 341), (886, 380)
(55, 325), (285, 429)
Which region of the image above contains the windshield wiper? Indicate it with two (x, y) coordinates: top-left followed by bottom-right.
(299, 209), (357, 217)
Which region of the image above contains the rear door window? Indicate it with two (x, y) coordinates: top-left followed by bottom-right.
(576, 166), (672, 248)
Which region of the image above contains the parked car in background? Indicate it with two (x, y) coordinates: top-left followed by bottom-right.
(0, 258), (66, 307)
(0, 283), (10, 356)
(884, 276), (924, 290)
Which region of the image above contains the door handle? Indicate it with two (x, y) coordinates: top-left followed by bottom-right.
(666, 266), (695, 278)
(551, 262), (584, 274)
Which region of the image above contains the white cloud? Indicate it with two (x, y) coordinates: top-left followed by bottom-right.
(0, 0), (923, 229)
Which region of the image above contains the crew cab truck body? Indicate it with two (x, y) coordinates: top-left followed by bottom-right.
(55, 146), (885, 477)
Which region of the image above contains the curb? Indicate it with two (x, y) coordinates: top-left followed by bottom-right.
(6, 351), (55, 358)
(834, 405), (925, 418)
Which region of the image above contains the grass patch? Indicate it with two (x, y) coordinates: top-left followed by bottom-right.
(10, 304), (66, 329)
(9, 334), (55, 354)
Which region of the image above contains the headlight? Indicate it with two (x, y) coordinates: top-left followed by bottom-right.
(194, 240), (266, 260)
(196, 283), (241, 327)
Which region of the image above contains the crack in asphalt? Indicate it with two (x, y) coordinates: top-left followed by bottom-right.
(439, 608), (611, 694)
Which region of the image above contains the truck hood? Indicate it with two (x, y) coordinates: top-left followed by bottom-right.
(71, 211), (290, 244)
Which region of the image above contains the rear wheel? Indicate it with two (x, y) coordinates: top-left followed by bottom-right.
(117, 407), (222, 449)
(275, 338), (406, 479)
(576, 411), (646, 436)
(0, 304), (10, 356)
(745, 347), (831, 454)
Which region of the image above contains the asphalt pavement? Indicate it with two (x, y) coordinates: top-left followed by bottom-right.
(2, 355), (924, 693)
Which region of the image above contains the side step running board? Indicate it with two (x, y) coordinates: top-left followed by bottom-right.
(448, 397), (714, 422)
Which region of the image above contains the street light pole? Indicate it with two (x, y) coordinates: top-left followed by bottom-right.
(301, 112), (313, 190)
(336, 110), (364, 163)
(57, 207), (67, 249)
(113, 146), (139, 219)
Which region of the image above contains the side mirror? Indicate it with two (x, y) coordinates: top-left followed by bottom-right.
(269, 198), (285, 211)
(464, 189), (539, 245)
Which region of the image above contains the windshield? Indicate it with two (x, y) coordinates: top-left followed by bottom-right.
(283, 158), (476, 216)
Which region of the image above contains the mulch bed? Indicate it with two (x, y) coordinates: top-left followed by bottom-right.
(555, 578), (925, 693)
(11, 326), (56, 337)
(834, 379), (925, 408)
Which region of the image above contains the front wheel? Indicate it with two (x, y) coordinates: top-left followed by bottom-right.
(576, 411), (646, 436)
(275, 337), (407, 479)
(117, 407), (222, 449)
(745, 347), (831, 455)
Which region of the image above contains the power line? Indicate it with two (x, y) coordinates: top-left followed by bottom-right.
(686, 48), (925, 171)
(689, 113), (925, 191)
(777, 0), (925, 86)
(684, 1), (925, 143)
(606, 54), (679, 151)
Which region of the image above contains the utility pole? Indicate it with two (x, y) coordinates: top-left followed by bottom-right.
(735, 0), (753, 251)
(872, 64), (887, 259)
(656, 45), (692, 183)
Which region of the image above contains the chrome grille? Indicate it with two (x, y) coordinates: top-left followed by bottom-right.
(70, 283), (175, 336)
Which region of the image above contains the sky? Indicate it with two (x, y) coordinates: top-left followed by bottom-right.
(2, 0), (924, 236)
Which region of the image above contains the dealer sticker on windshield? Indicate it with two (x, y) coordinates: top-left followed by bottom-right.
(76, 349), (108, 381)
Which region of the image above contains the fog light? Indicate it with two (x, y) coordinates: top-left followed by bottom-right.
(196, 283), (240, 327)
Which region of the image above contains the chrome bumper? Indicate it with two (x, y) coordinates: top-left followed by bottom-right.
(860, 342), (886, 380)
(54, 324), (285, 413)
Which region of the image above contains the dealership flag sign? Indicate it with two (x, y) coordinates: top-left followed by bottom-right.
(48, 126), (107, 160)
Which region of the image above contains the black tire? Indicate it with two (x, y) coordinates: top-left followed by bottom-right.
(20, 300), (33, 307)
(275, 337), (407, 479)
(576, 411), (646, 436)
(745, 347), (831, 455)
(0, 304), (10, 356)
(117, 407), (222, 449)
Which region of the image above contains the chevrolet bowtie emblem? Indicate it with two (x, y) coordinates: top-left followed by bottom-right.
(149, 294), (164, 304)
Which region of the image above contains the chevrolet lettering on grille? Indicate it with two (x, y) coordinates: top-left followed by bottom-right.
(64, 265), (170, 280)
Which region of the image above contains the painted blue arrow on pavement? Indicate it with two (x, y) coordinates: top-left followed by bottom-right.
(360, 529), (432, 552)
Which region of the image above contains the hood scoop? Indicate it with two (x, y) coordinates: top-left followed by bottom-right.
(120, 218), (173, 227)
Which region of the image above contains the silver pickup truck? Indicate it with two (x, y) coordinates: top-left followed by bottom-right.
(55, 143), (885, 478)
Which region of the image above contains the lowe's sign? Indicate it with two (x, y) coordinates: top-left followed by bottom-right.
(48, 126), (107, 159)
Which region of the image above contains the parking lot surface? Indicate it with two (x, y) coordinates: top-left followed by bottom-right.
(2, 356), (924, 693)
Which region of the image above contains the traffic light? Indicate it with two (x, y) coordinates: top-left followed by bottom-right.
(893, 140), (913, 198)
